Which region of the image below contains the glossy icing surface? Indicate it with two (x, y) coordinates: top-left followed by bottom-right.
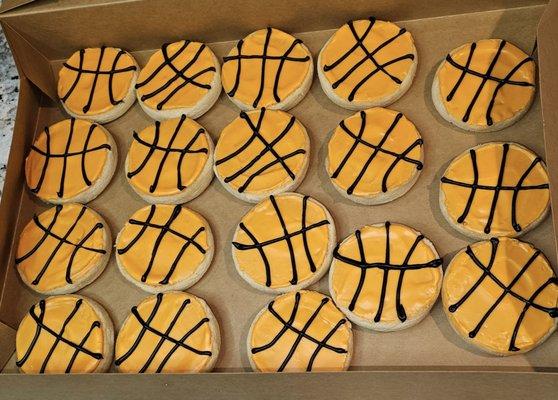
(320, 18), (416, 102)
(327, 107), (423, 197)
(437, 39), (535, 127)
(25, 118), (111, 201)
(16, 296), (105, 373)
(233, 194), (332, 290)
(58, 47), (137, 116)
(16, 204), (107, 293)
(443, 237), (558, 354)
(115, 292), (215, 373)
(441, 142), (549, 236)
(250, 290), (351, 372)
(116, 204), (211, 287)
(214, 108), (308, 194)
(127, 115), (210, 196)
(330, 222), (442, 324)
(136, 41), (217, 110)
(222, 28), (311, 108)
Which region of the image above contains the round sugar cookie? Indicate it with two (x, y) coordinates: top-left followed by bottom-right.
(125, 115), (214, 204)
(15, 204), (111, 295)
(115, 204), (214, 293)
(115, 291), (220, 373)
(58, 46), (138, 123)
(432, 39), (536, 132)
(318, 17), (417, 110)
(248, 290), (353, 372)
(135, 40), (221, 120)
(329, 222), (442, 331)
(325, 107), (423, 204)
(221, 27), (313, 111)
(232, 193), (336, 293)
(439, 142), (550, 239)
(442, 237), (558, 355)
(15, 295), (114, 373)
(25, 118), (117, 204)
(214, 108), (309, 203)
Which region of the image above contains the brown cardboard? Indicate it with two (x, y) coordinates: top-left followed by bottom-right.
(0, 0), (557, 397)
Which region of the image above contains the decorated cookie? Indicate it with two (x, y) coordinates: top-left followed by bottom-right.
(442, 237), (558, 355)
(114, 292), (220, 373)
(15, 295), (114, 373)
(58, 47), (138, 123)
(248, 290), (352, 372)
(126, 115), (214, 204)
(25, 118), (117, 204)
(440, 142), (550, 239)
(135, 40), (221, 120)
(214, 108), (309, 203)
(15, 204), (111, 295)
(115, 204), (213, 293)
(432, 39), (536, 132)
(330, 222), (442, 331)
(222, 28), (313, 110)
(318, 17), (417, 110)
(326, 107), (423, 204)
(232, 193), (335, 293)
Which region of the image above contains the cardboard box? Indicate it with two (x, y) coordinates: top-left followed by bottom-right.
(0, 0), (557, 398)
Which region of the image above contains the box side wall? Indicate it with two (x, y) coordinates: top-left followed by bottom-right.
(0, 0), (548, 59)
(0, 371), (557, 400)
(539, 0), (558, 262)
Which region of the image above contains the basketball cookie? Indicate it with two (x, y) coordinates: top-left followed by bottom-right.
(232, 193), (336, 293)
(114, 292), (220, 373)
(58, 47), (138, 123)
(442, 237), (558, 355)
(125, 115), (214, 204)
(432, 39), (536, 132)
(115, 204), (214, 293)
(326, 107), (423, 205)
(222, 27), (313, 111)
(15, 204), (111, 295)
(440, 142), (550, 239)
(318, 17), (417, 110)
(214, 108), (309, 203)
(248, 290), (353, 372)
(135, 40), (221, 120)
(329, 222), (442, 331)
(25, 118), (117, 204)
(15, 295), (114, 373)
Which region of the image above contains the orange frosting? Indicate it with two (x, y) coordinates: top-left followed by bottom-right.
(214, 108), (308, 195)
(326, 107), (423, 197)
(25, 118), (111, 202)
(16, 295), (105, 373)
(127, 116), (210, 196)
(320, 18), (416, 103)
(115, 292), (216, 373)
(440, 142), (549, 237)
(330, 223), (442, 325)
(115, 204), (211, 288)
(250, 290), (352, 372)
(58, 47), (137, 116)
(136, 41), (217, 110)
(443, 237), (558, 354)
(232, 193), (333, 290)
(221, 28), (311, 108)
(436, 39), (535, 127)
(16, 204), (107, 293)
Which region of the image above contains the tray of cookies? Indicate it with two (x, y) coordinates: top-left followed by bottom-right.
(0, 0), (557, 398)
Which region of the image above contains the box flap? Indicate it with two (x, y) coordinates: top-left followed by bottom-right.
(0, 0), (35, 14)
(537, 0), (558, 264)
(0, 21), (57, 100)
